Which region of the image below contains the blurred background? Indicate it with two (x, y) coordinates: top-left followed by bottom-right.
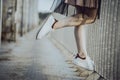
(0, 0), (120, 80)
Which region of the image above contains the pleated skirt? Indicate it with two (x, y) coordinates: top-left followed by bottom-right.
(65, 0), (98, 8)
(55, 0), (101, 19)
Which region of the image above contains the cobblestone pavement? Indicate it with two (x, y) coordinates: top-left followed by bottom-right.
(0, 27), (87, 80)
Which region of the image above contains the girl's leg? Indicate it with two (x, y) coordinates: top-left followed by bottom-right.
(74, 26), (86, 59)
(37, 14), (83, 39)
(52, 8), (97, 59)
(52, 14), (87, 59)
(53, 14), (83, 29)
(53, 7), (97, 30)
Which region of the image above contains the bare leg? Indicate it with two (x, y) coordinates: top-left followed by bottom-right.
(52, 8), (97, 59)
(53, 13), (96, 30)
(74, 26), (86, 59)
(52, 14), (90, 59)
(53, 14), (83, 29)
(74, 8), (98, 59)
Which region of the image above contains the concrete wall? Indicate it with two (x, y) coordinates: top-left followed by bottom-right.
(15, 0), (22, 37)
(1, 0), (16, 41)
(2, 0), (16, 26)
(28, 0), (39, 30)
(50, 0), (120, 80)
(15, 0), (39, 38)
(0, 0), (39, 41)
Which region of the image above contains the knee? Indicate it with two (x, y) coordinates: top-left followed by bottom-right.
(69, 17), (83, 24)
(71, 14), (83, 21)
(69, 17), (79, 22)
(87, 18), (96, 24)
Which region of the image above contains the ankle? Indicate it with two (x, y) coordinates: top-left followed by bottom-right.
(75, 53), (86, 60)
(52, 19), (58, 29)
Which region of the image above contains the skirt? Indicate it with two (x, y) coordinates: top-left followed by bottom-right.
(55, 0), (101, 19)
(65, 0), (98, 8)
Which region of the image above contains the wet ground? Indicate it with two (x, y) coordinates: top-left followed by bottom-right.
(0, 27), (91, 80)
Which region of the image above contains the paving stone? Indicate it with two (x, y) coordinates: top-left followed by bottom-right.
(0, 27), (85, 80)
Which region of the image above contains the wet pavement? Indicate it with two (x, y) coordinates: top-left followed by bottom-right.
(0, 27), (89, 80)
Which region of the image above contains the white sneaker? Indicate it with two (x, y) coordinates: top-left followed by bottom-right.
(73, 56), (94, 71)
(73, 58), (89, 69)
(36, 15), (55, 39)
(86, 56), (94, 71)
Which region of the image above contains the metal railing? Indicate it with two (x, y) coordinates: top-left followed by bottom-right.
(85, 0), (119, 80)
